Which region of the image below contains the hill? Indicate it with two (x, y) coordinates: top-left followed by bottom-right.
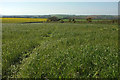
(1, 15), (118, 20)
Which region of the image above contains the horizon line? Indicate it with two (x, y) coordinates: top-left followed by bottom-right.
(1, 14), (118, 16)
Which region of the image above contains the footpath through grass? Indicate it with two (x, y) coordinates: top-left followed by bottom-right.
(2, 23), (118, 78)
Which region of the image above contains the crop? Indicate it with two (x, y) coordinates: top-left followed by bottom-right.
(1, 18), (47, 23)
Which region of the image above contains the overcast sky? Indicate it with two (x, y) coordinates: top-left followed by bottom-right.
(0, 0), (119, 15)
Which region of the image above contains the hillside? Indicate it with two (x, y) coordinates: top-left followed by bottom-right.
(1, 15), (118, 20)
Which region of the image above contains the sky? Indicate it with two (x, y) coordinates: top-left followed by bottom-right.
(0, 1), (118, 15)
(0, 0), (119, 2)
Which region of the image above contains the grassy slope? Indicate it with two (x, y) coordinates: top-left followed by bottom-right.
(2, 23), (118, 78)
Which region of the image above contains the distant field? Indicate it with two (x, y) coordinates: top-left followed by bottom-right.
(1, 18), (47, 23)
(0, 18), (115, 24)
(63, 19), (112, 21)
(2, 23), (118, 78)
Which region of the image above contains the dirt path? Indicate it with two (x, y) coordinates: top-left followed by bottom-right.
(10, 25), (58, 78)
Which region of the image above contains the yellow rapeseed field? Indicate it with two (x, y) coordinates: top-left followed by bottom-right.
(0, 18), (47, 23)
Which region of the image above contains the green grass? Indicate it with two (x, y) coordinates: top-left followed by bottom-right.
(2, 23), (118, 78)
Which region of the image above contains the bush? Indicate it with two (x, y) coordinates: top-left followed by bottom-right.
(48, 16), (60, 22)
(86, 17), (92, 22)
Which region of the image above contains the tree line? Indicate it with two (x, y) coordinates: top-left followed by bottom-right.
(47, 16), (94, 23)
(47, 16), (118, 23)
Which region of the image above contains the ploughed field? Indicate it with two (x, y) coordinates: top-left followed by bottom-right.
(2, 23), (118, 78)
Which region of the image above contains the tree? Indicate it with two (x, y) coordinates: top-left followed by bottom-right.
(72, 19), (76, 23)
(86, 17), (92, 22)
(69, 18), (72, 22)
(48, 16), (60, 22)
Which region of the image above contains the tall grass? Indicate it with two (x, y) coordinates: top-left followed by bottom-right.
(2, 23), (118, 78)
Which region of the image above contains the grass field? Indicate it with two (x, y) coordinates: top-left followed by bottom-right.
(2, 23), (118, 78)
